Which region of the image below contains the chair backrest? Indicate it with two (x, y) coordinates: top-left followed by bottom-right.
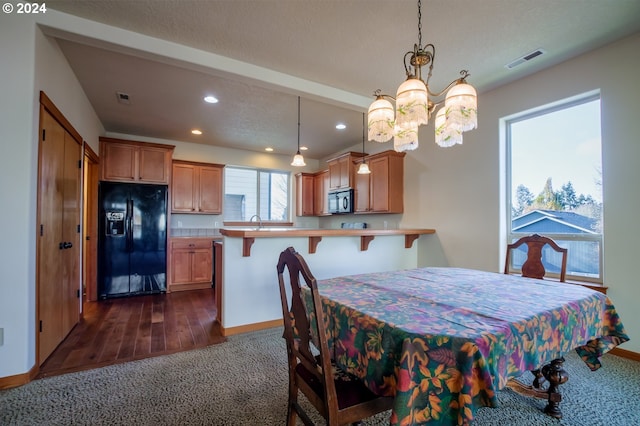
(276, 246), (338, 415)
(504, 234), (568, 282)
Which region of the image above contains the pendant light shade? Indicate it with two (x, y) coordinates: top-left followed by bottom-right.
(291, 152), (306, 167)
(291, 96), (306, 167)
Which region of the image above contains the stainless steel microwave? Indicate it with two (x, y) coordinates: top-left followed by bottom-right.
(328, 189), (353, 214)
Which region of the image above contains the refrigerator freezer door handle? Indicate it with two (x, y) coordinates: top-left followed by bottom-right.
(125, 199), (133, 252)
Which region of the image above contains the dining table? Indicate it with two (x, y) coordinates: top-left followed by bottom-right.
(305, 267), (629, 425)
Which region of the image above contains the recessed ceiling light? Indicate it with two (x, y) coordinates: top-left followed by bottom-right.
(191, 129), (202, 135)
(204, 95), (219, 104)
(265, 147), (274, 152)
(300, 146), (308, 151)
(336, 123), (346, 130)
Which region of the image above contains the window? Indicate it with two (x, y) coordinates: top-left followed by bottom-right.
(505, 93), (603, 283)
(223, 166), (290, 222)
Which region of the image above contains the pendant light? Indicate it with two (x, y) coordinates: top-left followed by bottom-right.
(357, 112), (371, 174)
(291, 96), (306, 167)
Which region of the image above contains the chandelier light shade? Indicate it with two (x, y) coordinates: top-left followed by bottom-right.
(394, 77), (429, 132)
(291, 96), (306, 167)
(367, 0), (478, 152)
(434, 107), (462, 147)
(367, 95), (395, 142)
(393, 125), (419, 152)
(444, 81), (478, 132)
(357, 112), (371, 174)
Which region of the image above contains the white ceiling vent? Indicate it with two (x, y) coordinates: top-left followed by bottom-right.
(505, 49), (546, 69)
(116, 91), (131, 105)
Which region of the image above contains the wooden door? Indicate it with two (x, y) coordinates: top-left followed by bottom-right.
(198, 166), (223, 213)
(172, 162), (197, 212)
(37, 110), (65, 362)
(60, 131), (81, 336)
(37, 103), (81, 364)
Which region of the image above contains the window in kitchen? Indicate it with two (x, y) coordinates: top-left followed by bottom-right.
(505, 92), (603, 283)
(223, 166), (290, 222)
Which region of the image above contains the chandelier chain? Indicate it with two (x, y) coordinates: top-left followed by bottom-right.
(417, 0), (422, 48)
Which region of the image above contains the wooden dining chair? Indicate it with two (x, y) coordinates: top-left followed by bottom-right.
(504, 234), (568, 282)
(276, 247), (393, 426)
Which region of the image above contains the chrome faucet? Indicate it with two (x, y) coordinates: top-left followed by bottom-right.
(249, 214), (263, 229)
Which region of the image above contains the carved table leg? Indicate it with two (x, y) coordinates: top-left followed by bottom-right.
(541, 357), (569, 419)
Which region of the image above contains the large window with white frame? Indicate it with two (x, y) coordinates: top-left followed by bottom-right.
(505, 92), (603, 283)
(223, 166), (290, 223)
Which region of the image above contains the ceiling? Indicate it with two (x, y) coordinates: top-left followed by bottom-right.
(46, 0), (640, 160)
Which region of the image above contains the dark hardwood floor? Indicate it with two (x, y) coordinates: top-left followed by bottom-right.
(37, 288), (225, 379)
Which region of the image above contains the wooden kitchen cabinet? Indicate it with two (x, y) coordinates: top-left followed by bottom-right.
(327, 151), (365, 190)
(170, 238), (213, 292)
(354, 150), (405, 214)
(295, 172), (315, 216)
(296, 170), (330, 217)
(172, 160), (224, 214)
(100, 137), (174, 184)
(314, 169), (330, 216)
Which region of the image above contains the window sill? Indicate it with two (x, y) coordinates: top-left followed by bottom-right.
(507, 273), (607, 294)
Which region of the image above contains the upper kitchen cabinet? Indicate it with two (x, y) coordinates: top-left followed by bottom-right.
(172, 160), (224, 214)
(295, 172), (315, 216)
(295, 170), (330, 217)
(100, 137), (174, 184)
(314, 170), (330, 216)
(354, 150), (405, 214)
(327, 151), (365, 190)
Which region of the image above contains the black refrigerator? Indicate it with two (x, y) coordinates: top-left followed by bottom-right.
(98, 182), (168, 299)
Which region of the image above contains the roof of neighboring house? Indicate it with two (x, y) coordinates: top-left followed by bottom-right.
(512, 209), (597, 234)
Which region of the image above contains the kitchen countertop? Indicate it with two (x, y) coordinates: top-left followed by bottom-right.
(219, 227), (435, 256)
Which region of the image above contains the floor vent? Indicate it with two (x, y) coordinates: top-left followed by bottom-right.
(505, 49), (546, 69)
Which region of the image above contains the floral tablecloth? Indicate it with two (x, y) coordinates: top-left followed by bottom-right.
(307, 267), (629, 425)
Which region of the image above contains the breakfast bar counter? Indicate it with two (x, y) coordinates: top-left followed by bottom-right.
(219, 227), (435, 256)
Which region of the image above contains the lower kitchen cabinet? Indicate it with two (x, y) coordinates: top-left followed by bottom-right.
(170, 238), (213, 292)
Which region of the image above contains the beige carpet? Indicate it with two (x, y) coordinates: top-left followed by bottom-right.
(1, 327), (638, 425)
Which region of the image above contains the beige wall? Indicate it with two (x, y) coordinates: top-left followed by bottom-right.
(410, 32), (640, 353)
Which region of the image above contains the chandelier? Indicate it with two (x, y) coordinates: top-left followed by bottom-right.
(367, 0), (478, 151)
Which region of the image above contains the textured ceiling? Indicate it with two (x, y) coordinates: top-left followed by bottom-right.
(46, 0), (640, 159)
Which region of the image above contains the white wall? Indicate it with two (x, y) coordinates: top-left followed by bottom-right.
(0, 14), (39, 379)
(222, 235), (417, 329)
(0, 13), (106, 378)
(410, 32), (640, 353)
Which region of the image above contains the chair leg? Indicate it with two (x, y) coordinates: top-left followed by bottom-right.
(286, 401), (297, 426)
